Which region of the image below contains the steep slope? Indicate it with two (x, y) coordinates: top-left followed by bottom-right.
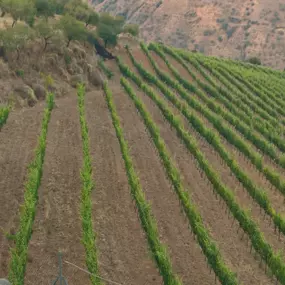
(92, 0), (285, 69)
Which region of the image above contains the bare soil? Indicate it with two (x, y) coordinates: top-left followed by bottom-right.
(85, 89), (162, 285)
(143, 46), (285, 255)
(120, 46), (274, 284)
(109, 77), (215, 285)
(24, 94), (89, 285)
(0, 103), (44, 277)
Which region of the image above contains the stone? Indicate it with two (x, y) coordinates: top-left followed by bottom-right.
(32, 84), (46, 100)
(0, 279), (11, 285)
(88, 69), (104, 87)
(70, 74), (85, 88)
(14, 84), (37, 107)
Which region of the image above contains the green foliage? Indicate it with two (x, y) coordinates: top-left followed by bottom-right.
(58, 14), (87, 47)
(86, 10), (99, 26)
(118, 58), (238, 285)
(76, 84), (101, 285)
(0, 0), (11, 16)
(0, 105), (10, 129)
(64, 52), (72, 65)
(8, 0), (36, 27)
(0, 25), (35, 59)
(96, 12), (125, 47)
(34, 0), (55, 20)
(247, 56), (261, 65)
(68, 3), (98, 27)
(98, 58), (113, 79)
(148, 43), (285, 239)
(123, 23), (139, 37)
(203, 29), (215, 36)
(104, 80), (182, 285)
(40, 72), (54, 90)
(226, 26), (237, 39)
(35, 19), (57, 50)
(8, 93), (54, 285)
(15, 69), (24, 77)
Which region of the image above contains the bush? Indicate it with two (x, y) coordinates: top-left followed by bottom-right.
(123, 24), (139, 37)
(203, 29), (215, 36)
(58, 14), (87, 47)
(247, 56), (261, 65)
(226, 26), (237, 39)
(96, 12), (125, 47)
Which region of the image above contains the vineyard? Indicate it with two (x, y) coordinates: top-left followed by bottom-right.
(1, 40), (285, 285)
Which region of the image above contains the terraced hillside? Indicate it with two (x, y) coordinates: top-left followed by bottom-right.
(1, 40), (285, 285)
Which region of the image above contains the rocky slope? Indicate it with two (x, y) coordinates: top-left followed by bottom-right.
(92, 0), (285, 69)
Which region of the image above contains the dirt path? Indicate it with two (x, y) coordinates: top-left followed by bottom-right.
(0, 103), (44, 277)
(85, 89), (162, 285)
(24, 95), (90, 285)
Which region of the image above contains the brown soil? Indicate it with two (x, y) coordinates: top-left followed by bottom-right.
(0, 103), (44, 277)
(120, 46), (274, 284)
(85, 89), (162, 284)
(107, 73), (215, 283)
(139, 46), (285, 254)
(24, 94), (89, 285)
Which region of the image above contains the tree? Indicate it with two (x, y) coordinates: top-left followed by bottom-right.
(0, 0), (10, 17)
(35, 19), (56, 51)
(0, 25), (34, 59)
(66, 1), (99, 27)
(52, 0), (69, 14)
(84, 10), (99, 27)
(96, 13), (125, 47)
(34, 0), (56, 20)
(58, 14), (87, 47)
(123, 24), (139, 37)
(8, 0), (35, 27)
(64, 0), (82, 13)
(247, 56), (261, 65)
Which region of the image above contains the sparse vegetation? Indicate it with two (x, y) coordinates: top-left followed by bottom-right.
(0, 105), (10, 128)
(8, 93), (54, 285)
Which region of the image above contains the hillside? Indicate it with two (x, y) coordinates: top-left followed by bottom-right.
(92, 0), (285, 69)
(2, 29), (285, 285)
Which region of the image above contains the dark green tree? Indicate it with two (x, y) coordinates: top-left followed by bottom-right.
(123, 23), (139, 36)
(35, 0), (56, 20)
(35, 19), (56, 50)
(96, 13), (124, 47)
(0, 25), (34, 59)
(58, 14), (87, 47)
(247, 56), (261, 65)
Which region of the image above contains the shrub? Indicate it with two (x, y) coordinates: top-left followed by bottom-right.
(247, 56), (261, 65)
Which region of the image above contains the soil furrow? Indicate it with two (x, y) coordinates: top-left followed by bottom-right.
(24, 95), (88, 285)
(0, 103), (44, 277)
(85, 89), (162, 285)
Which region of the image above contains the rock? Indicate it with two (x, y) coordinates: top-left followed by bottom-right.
(88, 69), (104, 87)
(70, 74), (86, 88)
(45, 54), (58, 66)
(14, 84), (37, 107)
(67, 62), (83, 75)
(32, 84), (46, 100)
(0, 279), (11, 285)
(72, 45), (86, 59)
(58, 67), (69, 81)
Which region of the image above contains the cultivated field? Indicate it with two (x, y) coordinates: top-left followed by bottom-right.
(1, 41), (285, 285)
